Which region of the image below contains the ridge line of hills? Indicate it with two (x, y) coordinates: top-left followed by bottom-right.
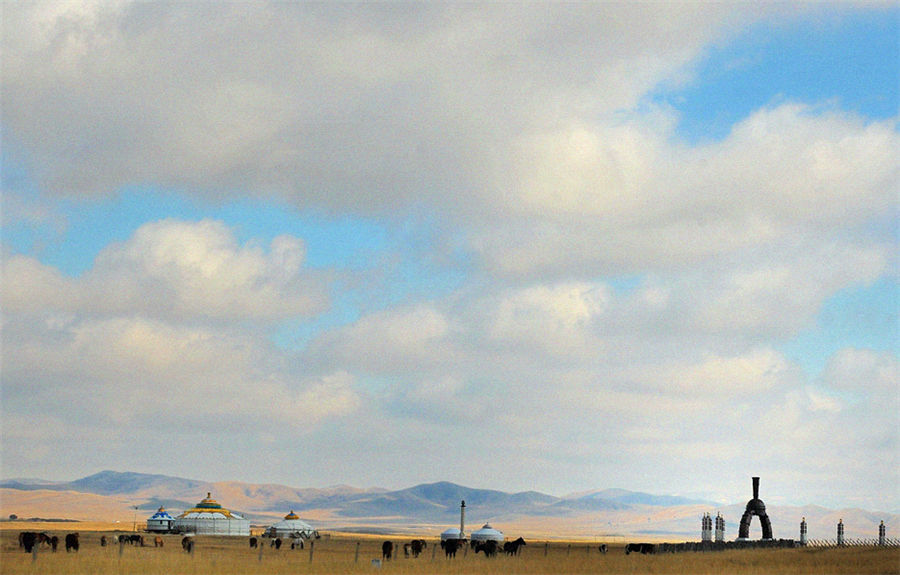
(1, 471), (895, 540)
(0, 470), (713, 515)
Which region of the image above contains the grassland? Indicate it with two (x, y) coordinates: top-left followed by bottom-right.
(2, 529), (898, 575)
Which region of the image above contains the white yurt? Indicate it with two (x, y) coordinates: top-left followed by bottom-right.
(263, 510), (317, 539)
(173, 493), (250, 536)
(470, 523), (504, 543)
(441, 527), (465, 541)
(146, 506), (175, 532)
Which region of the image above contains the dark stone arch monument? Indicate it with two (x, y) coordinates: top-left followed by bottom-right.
(738, 477), (773, 540)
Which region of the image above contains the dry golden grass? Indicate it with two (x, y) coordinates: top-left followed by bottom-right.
(1, 529), (897, 575)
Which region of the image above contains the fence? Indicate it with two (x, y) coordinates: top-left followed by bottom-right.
(806, 538), (900, 548)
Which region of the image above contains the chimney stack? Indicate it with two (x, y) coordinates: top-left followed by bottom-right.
(752, 477), (760, 500)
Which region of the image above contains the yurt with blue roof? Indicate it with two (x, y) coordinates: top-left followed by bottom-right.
(146, 506), (175, 532)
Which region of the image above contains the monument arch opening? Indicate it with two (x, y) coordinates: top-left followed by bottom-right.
(738, 477), (773, 540)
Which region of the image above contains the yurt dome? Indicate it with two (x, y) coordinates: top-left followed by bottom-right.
(440, 528), (463, 541)
(263, 510), (317, 539)
(470, 523), (504, 543)
(173, 493), (250, 536)
(146, 506), (175, 532)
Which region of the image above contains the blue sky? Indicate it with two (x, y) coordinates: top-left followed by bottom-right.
(2, 2), (897, 513)
(658, 9), (899, 142)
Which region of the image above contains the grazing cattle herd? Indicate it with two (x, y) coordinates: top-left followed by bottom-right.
(13, 529), (628, 563)
(15, 529), (806, 562)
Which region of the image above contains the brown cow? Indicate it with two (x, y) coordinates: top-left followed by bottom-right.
(154, 536), (164, 547)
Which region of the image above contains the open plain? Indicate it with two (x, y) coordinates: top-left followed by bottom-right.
(2, 527), (898, 575)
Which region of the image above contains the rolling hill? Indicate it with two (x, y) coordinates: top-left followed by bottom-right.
(1, 471), (895, 541)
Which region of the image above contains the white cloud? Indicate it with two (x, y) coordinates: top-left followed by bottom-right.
(487, 283), (610, 358)
(2, 313), (361, 430)
(469, 105), (898, 279)
(308, 304), (451, 374)
(1, 2), (896, 508)
(662, 348), (792, 394)
(1, 219), (351, 452)
(2, 2), (760, 201)
(4, 219), (328, 321)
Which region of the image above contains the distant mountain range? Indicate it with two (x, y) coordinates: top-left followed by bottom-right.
(1, 470), (895, 541)
(0, 471), (709, 519)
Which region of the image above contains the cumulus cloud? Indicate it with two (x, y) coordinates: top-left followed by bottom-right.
(1, 218), (353, 469)
(308, 304), (452, 374)
(2, 2), (762, 202)
(486, 282), (611, 358)
(471, 105), (898, 279)
(1, 2), (896, 507)
(5, 219), (328, 321)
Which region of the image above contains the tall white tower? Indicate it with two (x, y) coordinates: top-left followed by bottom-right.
(459, 500), (466, 540)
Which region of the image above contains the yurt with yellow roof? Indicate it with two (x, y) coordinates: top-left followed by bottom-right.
(173, 493), (250, 536)
(263, 510), (318, 539)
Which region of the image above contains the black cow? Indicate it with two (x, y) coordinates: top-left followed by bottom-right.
(625, 542), (655, 554)
(410, 539), (426, 557)
(19, 532), (38, 553)
(121, 534), (142, 545)
(382, 540), (393, 560)
(50, 536), (59, 552)
(249, 537), (258, 548)
(182, 536), (194, 553)
(504, 537), (526, 555)
(598, 543), (608, 554)
(440, 539), (460, 558)
(65, 533), (80, 553)
(100, 535), (108, 547)
(473, 540), (499, 557)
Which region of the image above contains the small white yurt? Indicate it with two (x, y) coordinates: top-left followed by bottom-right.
(440, 527), (463, 541)
(173, 493), (250, 536)
(470, 523), (504, 543)
(263, 510), (317, 539)
(146, 506), (175, 532)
